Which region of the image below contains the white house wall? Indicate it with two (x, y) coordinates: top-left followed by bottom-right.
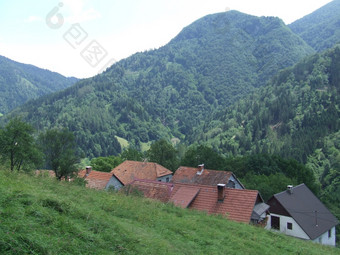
(266, 213), (310, 240)
(156, 174), (172, 183)
(312, 227), (336, 246)
(229, 175), (244, 189)
(106, 175), (123, 190)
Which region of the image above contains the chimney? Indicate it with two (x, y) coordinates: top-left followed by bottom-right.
(197, 164), (204, 175)
(287, 185), (293, 194)
(217, 184), (226, 202)
(86, 166), (92, 176)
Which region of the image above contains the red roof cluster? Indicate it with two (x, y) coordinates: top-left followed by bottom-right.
(172, 166), (234, 186)
(111, 160), (173, 185)
(125, 179), (261, 223)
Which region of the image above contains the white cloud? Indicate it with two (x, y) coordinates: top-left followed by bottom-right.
(63, 0), (101, 24)
(25, 16), (43, 23)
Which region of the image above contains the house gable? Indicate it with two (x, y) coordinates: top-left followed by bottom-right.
(267, 184), (339, 241)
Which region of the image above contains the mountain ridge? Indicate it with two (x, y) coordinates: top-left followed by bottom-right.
(0, 55), (78, 115)
(7, 10), (314, 157)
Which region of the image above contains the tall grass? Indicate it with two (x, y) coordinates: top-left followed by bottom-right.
(0, 170), (339, 255)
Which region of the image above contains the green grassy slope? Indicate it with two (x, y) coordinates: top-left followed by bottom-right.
(0, 170), (339, 255)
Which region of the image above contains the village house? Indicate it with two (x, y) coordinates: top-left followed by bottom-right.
(78, 166), (113, 189)
(122, 179), (174, 203)
(172, 164), (244, 189)
(107, 160), (173, 190)
(124, 179), (268, 224)
(266, 184), (339, 246)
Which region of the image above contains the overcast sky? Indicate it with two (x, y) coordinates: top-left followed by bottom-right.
(0, 0), (333, 78)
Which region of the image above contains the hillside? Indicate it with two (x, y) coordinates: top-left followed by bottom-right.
(7, 11), (313, 157)
(0, 55), (77, 115)
(190, 44), (340, 226)
(289, 0), (340, 51)
(0, 170), (339, 254)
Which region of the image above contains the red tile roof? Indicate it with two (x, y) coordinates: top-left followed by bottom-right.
(111, 160), (173, 185)
(170, 186), (200, 208)
(172, 166), (234, 186)
(79, 170), (112, 190)
(170, 183), (259, 223)
(123, 179), (173, 203)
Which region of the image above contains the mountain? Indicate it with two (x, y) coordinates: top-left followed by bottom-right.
(0, 170), (338, 254)
(190, 44), (340, 225)
(8, 11), (314, 157)
(191, 44), (340, 162)
(0, 55), (78, 115)
(289, 0), (340, 51)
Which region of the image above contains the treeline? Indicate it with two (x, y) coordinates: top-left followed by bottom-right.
(0, 118), (79, 180)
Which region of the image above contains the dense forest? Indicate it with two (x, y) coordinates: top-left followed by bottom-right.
(289, 0), (340, 51)
(6, 11), (314, 157)
(0, 56), (77, 115)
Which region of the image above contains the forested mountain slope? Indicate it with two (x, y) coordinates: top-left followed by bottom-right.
(0, 56), (77, 115)
(8, 11), (313, 157)
(289, 0), (340, 51)
(192, 44), (340, 162)
(190, 45), (340, 215)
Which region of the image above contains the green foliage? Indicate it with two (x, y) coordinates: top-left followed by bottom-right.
(180, 144), (226, 170)
(194, 45), (340, 164)
(8, 11), (313, 157)
(0, 55), (77, 114)
(90, 155), (123, 172)
(0, 117), (42, 171)
(147, 139), (178, 171)
(225, 154), (318, 200)
(0, 170), (339, 254)
(289, 0), (340, 51)
(120, 147), (144, 161)
(38, 128), (79, 180)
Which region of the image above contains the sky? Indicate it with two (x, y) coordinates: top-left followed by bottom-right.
(0, 0), (333, 78)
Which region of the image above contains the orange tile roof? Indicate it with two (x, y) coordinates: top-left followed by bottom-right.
(170, 186), (200, 208)
(82, 170), (113, 190)
(123, 179), (173, 203)
(172, 166), (233, 186)
(170, 183), (259, 223)
(111, 160), (173, 185)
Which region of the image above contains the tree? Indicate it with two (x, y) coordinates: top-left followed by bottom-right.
(147, 139), (178, 171)
(181, 145), (226, 170)
(0, 117), (42, 171)
(120, 147), (144, 161)
(38, 129), (79, 180)
(90, 156), (123, 172)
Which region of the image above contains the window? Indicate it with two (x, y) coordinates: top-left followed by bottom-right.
(328, 229), (332, 238)
(166, 177), (169, 183)
(271, 216), (280, 230)
(287, 222), (293, 230)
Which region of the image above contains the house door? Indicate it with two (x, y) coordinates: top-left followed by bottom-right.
(271, 216), (280, 230)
